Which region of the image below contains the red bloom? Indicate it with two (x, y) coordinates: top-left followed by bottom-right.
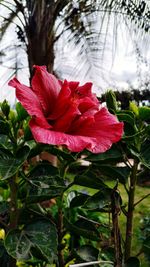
(9, 65), (123, 153)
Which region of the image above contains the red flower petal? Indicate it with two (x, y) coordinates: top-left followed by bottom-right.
(68, 81), (80, 91)
(78, 97), (99, 114)
(9, 66), (123, 154)
(69, 114), (95, 133)
(32, 65), (61, 115)
(77, 83), (99, 104)
(8, 78), (51, 129)
(77, 82), (93, 96)
(29, 118), (97, 152)
(53, 105), (80, 132)
(73, 107), (124, 153)
(47, 80), (71, 120)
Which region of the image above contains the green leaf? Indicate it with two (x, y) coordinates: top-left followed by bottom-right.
(0, 146), (30, 180)
(1, 99), (10, 118)
(125, 257), (140, 267)
(86, 144), (123, 162)
(74, 171), (108, 189)
(47, 146), (76, 162)
(106, 90), (118, 112)
(116, 111), (135, 126)
(27, 174), (65, 203)
(18, 205), (46, 225)
(139, 140), (150, 169)
(26, 163), (65, 203)
(129, 101), (139, 116)
(142, 236), (150, 259)
(0, 201), (9, 214)
(27, 142), (42, 158)
(70, 194), (89, 208)
(0, 135), (13, 151)
(16, 102), (29, 121)
(0, 119), (10, 135)
(0, 145), (13, 158)
(24, 123), (32, 141)
(93, 165), (131, 184)
(76, 245), (99, 262)
(4, 219), (57, 262)
(0, 240), (9, 267)
(65, 218), (99, 241)
(139, 106), (150, 121)
(116, 111), (137, 137)
(29, 162), (58, 177)
(83, 189), (111, 210)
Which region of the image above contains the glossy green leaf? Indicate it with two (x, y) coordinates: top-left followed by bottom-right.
(93, 165), (131, 184)
(26, 162), (65, 203)
(23, 119), (32, 141)
(83, 189), (111, 210)
(27, 142), (43, 158)
(139, 140), (150, 168)
(29, 162), (58, 177)
(5, 219), (57, 262)
(70, 194), (89, 208)
(116, 111), (135, 126)
(106, 90), (118, 112)
(16, 102), (29, 121)
(1, 100), (10, 118)
(65, 218), (99, 241)
(76, 245), (99, 262)
(27, 174), (65, 203)
(18, 205), (46, 225)
(0, 146), (30, 180)
(0, 135), (13, 151)
(125, 257), (140, 267)
(117, 111), (137, 137)
(86, 144), (123, 162)
(0, 119), (10, 135)
(46, 146), (77, 162)
(26, 163), (66, 203)
(74, 171), (108, 189)
(0, 145), (13, 158)
(139, 106), (150, 121)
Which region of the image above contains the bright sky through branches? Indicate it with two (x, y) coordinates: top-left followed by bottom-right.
(0, 2), (150, 105)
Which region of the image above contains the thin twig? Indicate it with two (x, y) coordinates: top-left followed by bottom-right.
(134, 193), (150, 207)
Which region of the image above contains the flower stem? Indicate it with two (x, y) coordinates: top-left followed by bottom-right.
(124, 158), (139, 262)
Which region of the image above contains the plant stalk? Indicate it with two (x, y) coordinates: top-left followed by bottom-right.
(111, 186), (122, 267)
(124, 159), (139, 262)
(57, 206), (64, 267)
(8, 175), (18, 267)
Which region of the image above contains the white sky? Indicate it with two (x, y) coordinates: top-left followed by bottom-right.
(0, 4), (150, 105)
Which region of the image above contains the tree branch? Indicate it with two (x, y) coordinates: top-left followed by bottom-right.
(134, 193), (150, 207)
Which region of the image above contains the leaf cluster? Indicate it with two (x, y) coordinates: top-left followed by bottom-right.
(0, 96), (149, 266)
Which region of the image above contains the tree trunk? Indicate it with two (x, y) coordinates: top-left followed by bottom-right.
(25, 1), (57, 80)
(27, 31), (55, 79)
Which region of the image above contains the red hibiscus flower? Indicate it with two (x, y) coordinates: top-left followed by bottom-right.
(9, 65), (123, 153)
